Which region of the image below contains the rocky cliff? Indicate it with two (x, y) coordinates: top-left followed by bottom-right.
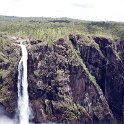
(0, 35), (124, 124)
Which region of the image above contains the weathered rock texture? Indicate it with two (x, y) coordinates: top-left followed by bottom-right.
(0, 35), (124, 124)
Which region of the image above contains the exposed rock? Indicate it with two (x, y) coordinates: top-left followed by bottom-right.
(0, 76), (3, 84)
(0, 42), (20, 117)
(26, 39), (115, 123)
(76, 35), (124, 124)
(1, 36), (124, 124)
(69, 34), (78, 48)
(30, 40), (42, 45)
(55, 38), (65, 45)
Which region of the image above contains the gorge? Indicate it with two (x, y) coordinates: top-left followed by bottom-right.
(0, 35), (124, 124)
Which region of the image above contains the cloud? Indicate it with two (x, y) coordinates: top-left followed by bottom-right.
(0, 0), (124, 21)
(71, 3), (93, 8)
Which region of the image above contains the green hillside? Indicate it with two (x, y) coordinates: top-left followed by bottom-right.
(0, 15), (124, 43)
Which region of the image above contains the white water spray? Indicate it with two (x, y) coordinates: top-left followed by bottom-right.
(17, 42), (30, 124)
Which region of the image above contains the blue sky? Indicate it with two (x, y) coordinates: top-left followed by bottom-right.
(0, 0), (124, 21)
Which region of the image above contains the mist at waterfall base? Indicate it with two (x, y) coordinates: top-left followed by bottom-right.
(0, 107), (56, 124)
(0, 106), (58, 124)
(0, 106), (16, 124)
(0, 115), (56, 124)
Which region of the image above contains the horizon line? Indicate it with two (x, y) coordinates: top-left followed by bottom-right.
(0, 15), (123, 23)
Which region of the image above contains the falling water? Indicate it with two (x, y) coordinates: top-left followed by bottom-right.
(17, 42), (30, 124)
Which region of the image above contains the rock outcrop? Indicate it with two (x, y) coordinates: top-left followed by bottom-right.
(0, 35), (124, 124)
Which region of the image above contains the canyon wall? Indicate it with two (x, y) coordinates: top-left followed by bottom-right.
(0, 35), (124, 124)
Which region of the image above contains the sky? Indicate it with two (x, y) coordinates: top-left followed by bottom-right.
(0, 0), (124, 22)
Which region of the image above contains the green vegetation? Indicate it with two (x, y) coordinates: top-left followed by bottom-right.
(0, 15), (124, 44)
(0, 70), (10, 78)
(0, 15), (123, 87)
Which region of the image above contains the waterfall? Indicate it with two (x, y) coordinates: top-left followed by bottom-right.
(17, 42), (30, 124)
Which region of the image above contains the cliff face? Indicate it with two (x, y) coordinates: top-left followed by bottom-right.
(78, 36), (124, 123)
(0, 43), (20, 117)
(0, 35), (123, 123)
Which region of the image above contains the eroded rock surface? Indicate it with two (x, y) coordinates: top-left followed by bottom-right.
(0, 36), (123, 124)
